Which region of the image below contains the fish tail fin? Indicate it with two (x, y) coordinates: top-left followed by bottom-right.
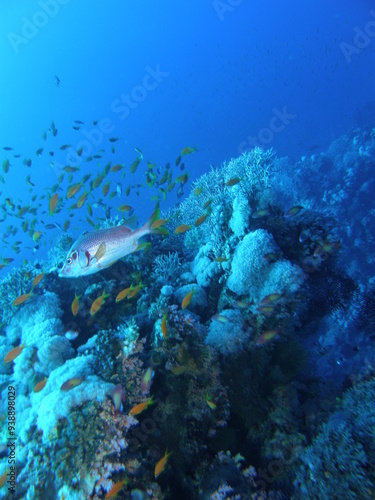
(143, 209), (169, 236)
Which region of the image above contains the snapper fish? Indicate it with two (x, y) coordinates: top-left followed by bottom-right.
(59, 211), (162, 277)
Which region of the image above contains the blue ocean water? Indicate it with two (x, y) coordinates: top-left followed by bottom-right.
(0, 1), (375, 498)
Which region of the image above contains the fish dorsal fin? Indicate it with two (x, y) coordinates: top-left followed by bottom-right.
(92, 242), (106, 263)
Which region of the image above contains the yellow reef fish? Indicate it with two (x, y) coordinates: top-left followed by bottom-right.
(102, 181), (110, 197)
(0, 471), (8, 488)
(155, 449), (173, 478)
(32, 272), (44, 287)
(284, 205), (303, 217)
(256, 330), (280, 346)
(161, 313), (168, 338)
(90, 290), (110, 316)
(225, 177), (242, 186)
(33, 377), (47, 393)
(59, 212), (163, 277)
(60, 376), (85, 391)
(194, 186), (203, 196)
(116, 287), (132, 303)
(127, 282), (143, 299)
(194, 214), (207, 227)
(49, 193), (59, 215)
(130, 157), (141, 174)
(174, 224), (191, 235)
(110, 164), (123, 172)
(181, 145), (196, 156)
(64, 220), (70, 231)
(130, 395), (156, 415)
(13, 292), (33, 306)
(118, 204), (132, 212)
(66, 182), (82, 199)
(71, 293), (81, 316)
(105, 478), (128, 499)
(77, 190), (89, 209)
(151, 218), (169, 229)
(4, 344), (25, 364)
(32, 231), (42, 242)
(214, 257), (228, 263)
(259, 293), (283, 305)
(181, 288), (194, 310)
(252, 208), (270, 219)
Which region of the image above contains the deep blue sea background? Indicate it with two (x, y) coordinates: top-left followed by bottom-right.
(1, 0), (375, 269)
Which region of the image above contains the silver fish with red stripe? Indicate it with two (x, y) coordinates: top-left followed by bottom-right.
(59, 211), (161, 278)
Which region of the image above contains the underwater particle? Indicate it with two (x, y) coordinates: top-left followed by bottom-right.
(54, 75), (60, 87)
(130, 395), (156, 416)
(181, 288), (194, 310)
(33, 377), (47, 393)
(105, 478), (128, 499)
(90, 290), (110, 316)
(4, 344), (25, 364)
(155, 450), (173, 479)
(71, 293), (81, 316)
(60, 376), (85, 391)
(12, 291), (33, 306)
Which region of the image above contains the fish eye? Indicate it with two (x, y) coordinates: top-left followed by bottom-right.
(66, 257), (72, 265)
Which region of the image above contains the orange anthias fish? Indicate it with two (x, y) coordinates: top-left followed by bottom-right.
(71, 293), (81, 316)
(256, 330), (280, 346)
(13, 291), (33, 306)
(105, 478), (128, 499)
(49, 193), (59, 215)
(33, 377), (47, 393)
(115, 287), (131, 303)
(59, 211), (163, 277)
(4, 344), (25, 364)
(155, 449), (173, 478)
(181, 288), (194, 310)
(32, 272), (44, 287)
(60, 377), (85, 391)
(161, 313), (168, 338)
(90, 290), (110, 316)
(174, 224), (191, 235)
(130, 395), (156, 415)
